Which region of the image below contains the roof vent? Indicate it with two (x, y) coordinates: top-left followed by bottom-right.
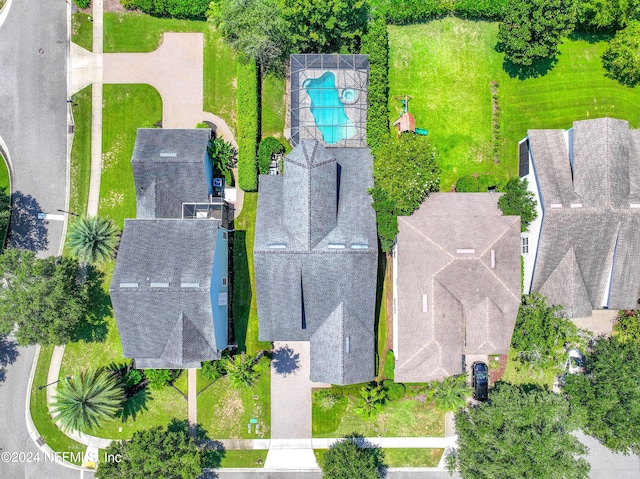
(350, 243), (369, 249)
(150, 282), (169, 287)
(422, 294), (428, 313)
(119, 282), (138, 288)
(550, 203), (562, 208)
(160, 152), (177, 158)
(346, 336), (351, 353)
(570, 203), (582, 208)
(491, 249), (496, 268)
(630, 204), (640, 208)
(456, 248), (475, 254)
(328, 243), (346, 249)
(268, 243), (287, 249)
(181, 282), (200, 288)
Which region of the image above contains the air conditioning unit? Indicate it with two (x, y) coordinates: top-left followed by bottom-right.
(213, 178), (224, 188)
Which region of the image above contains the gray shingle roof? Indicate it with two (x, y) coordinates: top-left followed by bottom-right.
(110, 219), (222, 369)
(395, 193), (521, 383)
(131, 129), (211, 218)
(529, 118), (640, 315)
(254, 140), (378, 385)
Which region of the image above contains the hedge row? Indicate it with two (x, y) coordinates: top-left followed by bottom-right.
(361, 15), (390, 153)
(237, 56), (259, 192)
(120, 0), (209, 19)
(368, 0), (510, 24)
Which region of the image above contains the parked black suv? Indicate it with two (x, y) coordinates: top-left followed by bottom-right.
(472, 362), (489, 401)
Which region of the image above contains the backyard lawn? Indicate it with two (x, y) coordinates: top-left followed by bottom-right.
(388, 18), (640, 191)
(103, 13), (237, 133)
(312, 390), (444, 438)
(100, 83), (162, 228)
(197, 356), (271, 439)
(261, 72), (287, 140)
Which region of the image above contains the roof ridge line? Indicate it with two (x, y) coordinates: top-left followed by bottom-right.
(399, 217), (455, 260)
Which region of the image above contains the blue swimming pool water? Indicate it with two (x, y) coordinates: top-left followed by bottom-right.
(303, 72), (356, 144)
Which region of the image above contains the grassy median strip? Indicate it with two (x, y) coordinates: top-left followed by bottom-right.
(69, 85), (92, 219)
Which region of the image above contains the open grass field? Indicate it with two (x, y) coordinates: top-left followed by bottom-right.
(197, 356), (271, 439)
(103, 13), (237, 132)
(388, 18), (640, 191)
(100, 84), (162, 229)
(69, 85), (92, 218)
(312, 392), (444, 438)
(71, 12), (93, 51)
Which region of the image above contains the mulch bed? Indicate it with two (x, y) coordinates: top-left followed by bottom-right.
(489, 354), (508, 385)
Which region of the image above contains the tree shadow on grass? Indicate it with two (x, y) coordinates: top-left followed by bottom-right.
(501, 55), (559, 80)
(231, 230), (251, 352)
(167, 418), (225, 470)
(72, 265), (110, 343)
(568, 30), (614, 44)
(272, 345), (300, 377)
(0, 335), (18, 383)
(117, 388), (151, 422)
(7, 191), (49, 252)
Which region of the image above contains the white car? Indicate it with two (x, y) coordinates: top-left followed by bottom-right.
(565, 348), (583, 375)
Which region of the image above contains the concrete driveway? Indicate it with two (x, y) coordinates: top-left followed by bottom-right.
(0, 0), (69, 257)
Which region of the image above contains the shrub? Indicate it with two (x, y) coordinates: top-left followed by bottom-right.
(144, 369), (179, 390)
(74, 0), (91, 8)
(455, 175), (479, 192)
(383, 350), (395, 380)
(257, 137), (285, 175)
(123, 369), (143, 389)
(201, 358), (228, 381)
(361, 14), (390, 154)
(121, 0), (210, 19)
(355, 383), (387, 419)
(614, 310), (640, 342)
(314, 389), (341, 410)
(383, 380), (405, 401)
(237, 56), (259, 191)
(498, 178), (537, 232)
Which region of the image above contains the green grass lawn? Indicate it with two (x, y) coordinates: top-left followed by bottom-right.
(501, 348), (556, 389)
(375, 255), (388, 378)
(261, 72), (287, 139)
(197, 356), (271, 439)
(312, 392), (444, 438)
(103, 13), (237, 132)
(219, 450), (268, 468)
(0, 152), (9, 190)
(100, 84), (162, 229)
(30, 346), (87, 466)
(71, 12), (93, 51)
(69, 85), (92, 218)
(388, 18), (640, 191)
(232, 193), (271, 355)
(314, 448), (442, 468)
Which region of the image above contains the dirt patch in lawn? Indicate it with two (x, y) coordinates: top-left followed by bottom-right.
(489, 354), (508, 385)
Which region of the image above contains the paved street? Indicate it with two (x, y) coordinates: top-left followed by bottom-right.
(0, 0), (69, 257)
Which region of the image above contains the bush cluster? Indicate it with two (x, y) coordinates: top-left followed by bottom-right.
(236, 56), (260, 192)
(74, 0), (91, 8)
(368, 0), (509, 25)
(361, 14), (390, 153)
(455, 175), (479, 192)
(257, 137), (285, 175)
(120, 0), (210, 19)
(144, 369), (180, 390)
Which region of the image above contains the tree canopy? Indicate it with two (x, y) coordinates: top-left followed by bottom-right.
(370, 135), (440, 252)
(578, 0), (640, 30)
(602, 21), (640, 87)
(95, 424), (203, 479)
(207, 0), (289, 71)
(0, 249), (90, 345)
(448, 382), (590, 479)
(564, 335), (640, 454)
(0, 186), (10, 245)
(497, 178), (537, 232)
(497, 0), (578, 66)
(511, 293), (581, 367)
(320, 434), (386, 479)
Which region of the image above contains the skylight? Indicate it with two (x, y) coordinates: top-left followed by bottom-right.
(150, 282), (169, 287)
(119, 282), (138, 288)
(160, 152), (177, 157)
(268, 243), (287, 249)
(328, 243), (346, 249)
(181, 282), (200, 288)
(350, 243), (369, 249)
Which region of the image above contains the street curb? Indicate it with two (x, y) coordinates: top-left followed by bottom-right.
(0, 0), (13, 30)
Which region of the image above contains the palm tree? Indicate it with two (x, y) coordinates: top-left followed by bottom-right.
(227, 354), (259, 389)
(355, 383), (387, 419)
(51, 369), (125, 433)
(67, 216), (118, 264)
(433, 374), (472, 412)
